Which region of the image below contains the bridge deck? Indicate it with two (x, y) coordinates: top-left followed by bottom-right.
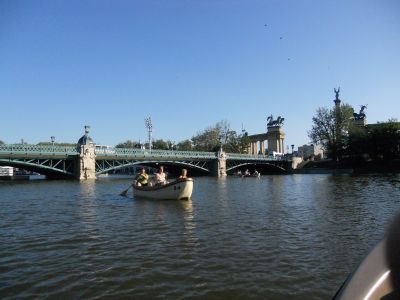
(0, 145), (281, 161)
(0, 144), (288, 177)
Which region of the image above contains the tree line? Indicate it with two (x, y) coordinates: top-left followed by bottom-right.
(116, 120), (251, 153)
(308, 103), (400, 161)
(0, 120), (251, 153)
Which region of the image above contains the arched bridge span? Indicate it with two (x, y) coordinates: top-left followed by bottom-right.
(0, 145), (291, 179)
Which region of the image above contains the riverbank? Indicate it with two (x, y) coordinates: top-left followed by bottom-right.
(295, 159), (400, 174)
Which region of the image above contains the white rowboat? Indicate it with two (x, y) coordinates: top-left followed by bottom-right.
(133, 178), (193, 200)
(333, 239), (393, 299)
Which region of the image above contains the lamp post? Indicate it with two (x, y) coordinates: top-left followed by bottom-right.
(51, 136), (55, 151)
(144, 117), (153, 151)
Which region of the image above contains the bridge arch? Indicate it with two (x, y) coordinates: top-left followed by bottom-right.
(95, 159), (212, 176)
(226, 161), (286, 174)
(0, 158), (75, 179)
(1, 144), (291, 179)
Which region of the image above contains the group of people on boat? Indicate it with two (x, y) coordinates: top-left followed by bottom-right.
(236, 169), (260, 177)
(134, 166), (188, 187)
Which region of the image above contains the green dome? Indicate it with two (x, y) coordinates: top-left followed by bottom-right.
(77, 134), (94, 146)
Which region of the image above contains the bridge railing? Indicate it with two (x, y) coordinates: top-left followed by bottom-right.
(96, 147), (218, 159)
(226, 153), (281, 161)
(96, 147), (282, 161)
(0, 144), (284, 161)
(0, 144), (79, 155)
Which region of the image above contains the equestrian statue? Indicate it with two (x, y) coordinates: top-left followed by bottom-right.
(267, 115), (285, 127)
(353, 105), (367, 120)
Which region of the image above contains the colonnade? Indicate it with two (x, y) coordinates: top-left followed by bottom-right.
(248, 126), (285, 155)
(249, 140), (267, 155)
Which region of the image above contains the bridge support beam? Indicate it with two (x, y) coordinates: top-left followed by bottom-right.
(76, 144), (96, 180)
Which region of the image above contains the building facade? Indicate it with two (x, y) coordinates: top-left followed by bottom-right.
(297, 144), (324, 159)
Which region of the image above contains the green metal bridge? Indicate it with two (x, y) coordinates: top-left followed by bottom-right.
(0, 144), (289, 179)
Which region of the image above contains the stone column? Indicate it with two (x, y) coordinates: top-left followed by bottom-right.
(217, 150), (227, 177)
(260, 141), (265, 155)
(77, 144), (96, 180)
(267, 126), (285, 154)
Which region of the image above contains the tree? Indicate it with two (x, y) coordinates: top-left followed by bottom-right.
(366, 119), (400, 160)
(240, 131), (250, 154)
(191, 120), (246, 153)
(0, 140), (4, 145)
(152, 139), (169, 150)
(308, 103), (354, 160)
(215, 120), (231, 145)
(347, 119), (400, 160)
(191, 125), (220, 151)
(346, 126), (369, 158)
(176, 139), (193, 151)
(166, 140), (177, 150)
(115, 140), (139, 148)
(223, 130), (241, 153)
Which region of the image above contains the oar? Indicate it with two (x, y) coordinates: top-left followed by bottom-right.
(120, 184), (133, 197)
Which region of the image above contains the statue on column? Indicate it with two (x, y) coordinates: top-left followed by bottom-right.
(334, 87), (340, 101)
(353, 105), (367, 120)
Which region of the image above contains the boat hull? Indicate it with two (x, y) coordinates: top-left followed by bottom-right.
(333, 239), (393, 299)
(133, 178), (193, 200)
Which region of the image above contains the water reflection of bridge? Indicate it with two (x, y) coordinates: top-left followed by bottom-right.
(0, 144), (291, 179)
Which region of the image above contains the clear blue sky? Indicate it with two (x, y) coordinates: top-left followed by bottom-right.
(1, 0), (399, 150)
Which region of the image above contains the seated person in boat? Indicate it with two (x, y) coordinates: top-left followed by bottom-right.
(154, 165), (168, 186)
(134, 168), (150, 186)
(244, 169), (250, 176)
(179, 168), (188, 179)
(253, 170), (259, 176)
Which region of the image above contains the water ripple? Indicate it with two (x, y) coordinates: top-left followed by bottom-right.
(1, 174), (399, 299)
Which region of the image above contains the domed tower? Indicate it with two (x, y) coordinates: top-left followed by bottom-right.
(76, 125), (96, 180)
(77, 125), (94, 147)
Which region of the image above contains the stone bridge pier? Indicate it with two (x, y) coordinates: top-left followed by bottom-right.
(75, 126), (96, 180)
(211, 149), (227, 177)
(76, 144), (96, 180)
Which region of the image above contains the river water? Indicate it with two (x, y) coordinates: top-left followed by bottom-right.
(1, 174), (400, 299)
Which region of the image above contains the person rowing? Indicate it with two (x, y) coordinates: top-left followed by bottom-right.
(134, 168), (150, 187)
